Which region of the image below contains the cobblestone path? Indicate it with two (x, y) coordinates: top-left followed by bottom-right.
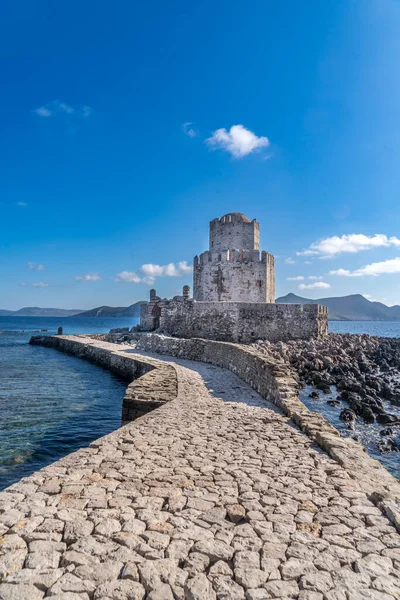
(1, 352), (400, 600)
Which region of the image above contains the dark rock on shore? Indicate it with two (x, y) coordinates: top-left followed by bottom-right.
(254, 333), (400, 446)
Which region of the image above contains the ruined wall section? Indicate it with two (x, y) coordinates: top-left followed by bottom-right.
(158, 299), (328, 343)
(193, 250), (274, 303)
(265, 251), (275, 304)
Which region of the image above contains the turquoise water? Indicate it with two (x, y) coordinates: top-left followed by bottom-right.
(0, 316), (139, 490)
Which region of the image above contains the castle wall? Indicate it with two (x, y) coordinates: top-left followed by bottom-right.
(193, 251), (274, 302)
(155, 299), (328, 343)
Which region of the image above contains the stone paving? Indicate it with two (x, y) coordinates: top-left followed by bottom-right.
(1, 351), (400, 599)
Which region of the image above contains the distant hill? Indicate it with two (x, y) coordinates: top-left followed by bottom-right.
(73, 301), (147, 318)
(276, 293), (400, 321)
(0, 307), (84, 317)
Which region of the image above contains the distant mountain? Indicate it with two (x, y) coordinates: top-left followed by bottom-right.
(73, 301), (147, 318)
(276, 293), (400, 321)
(0, 307), (84, 317)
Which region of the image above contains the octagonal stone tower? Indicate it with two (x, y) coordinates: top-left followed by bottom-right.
(193, 212), (275, 303)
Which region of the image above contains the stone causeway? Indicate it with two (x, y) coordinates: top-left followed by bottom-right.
(1, 335), (400, 600)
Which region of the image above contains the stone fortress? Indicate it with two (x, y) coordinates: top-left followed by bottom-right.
(140, 212), (328, 343)
(193, 213), (275, 303)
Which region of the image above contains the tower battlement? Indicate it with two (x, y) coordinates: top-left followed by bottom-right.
(194, 249), (274, 266)
(194, 213), (274, 303)
(209, 212), (260, 253)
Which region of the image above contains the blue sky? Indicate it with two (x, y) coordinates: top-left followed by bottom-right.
(1, 0), (400, 310)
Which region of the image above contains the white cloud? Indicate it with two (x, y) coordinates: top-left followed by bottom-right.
(182, 122), (197, 137)
(76, 273), (101, 282)
(284, 257), (295, 265)
(329, 257), (400, 277)
(28, 262), (44, 271)
(115, 271), (155, 285)
(297, 233), (400, 259)
(116, 261), (193, 285)
(32, 282), (48, 288)
(141, 261), (193, 277)
(33, 100), (92, 119)
(206, 124), (270, 158)
(328, 268), (355, 277)
(299, 281), (331, 290)
(17, 202), (28, 206)
(35, 107), (52, 117)
(308, 275), (323, 280)
(286, 276), (304, 281)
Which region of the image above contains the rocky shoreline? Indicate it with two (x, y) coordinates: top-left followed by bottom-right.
(255, 334), (400, 456)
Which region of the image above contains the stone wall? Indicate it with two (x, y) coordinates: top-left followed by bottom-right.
(153, 299), (328, 343)
(30, 336), (178, 423)
(136, 333), (400, 517)
(193, 250), (274, 303)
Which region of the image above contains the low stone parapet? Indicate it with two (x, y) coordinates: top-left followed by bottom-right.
(136, 333), (400, 528)
(30, 335), (178, 423)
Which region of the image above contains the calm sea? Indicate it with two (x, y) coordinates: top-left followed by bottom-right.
(0, 318), (399, 490)
(329, 321), (400, 337)
(0, 316), (139, 490)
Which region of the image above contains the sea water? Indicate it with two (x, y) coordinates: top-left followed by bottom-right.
(0, 316), (138, 490)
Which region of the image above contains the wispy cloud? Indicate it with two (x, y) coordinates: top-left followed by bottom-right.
(182, 122), (197, 138)
(76, 273), (101, 282)
(363, 293), (378, 302)
(299, 281), (331, 290)
(297, 234), (400, 259)
(115, 271), (154, 285)
(329, 257), (400, 277)
(32, 282), (49, 288)
(206, 124), (270, 158)
(116, 261), (193, 285)
(287, 275), (323, 281)
(17, 202), (28, 207)
(28, 262), (44, 271)
(33, 100), (92, 120)
(141, 261), (193, 277)
(284, 257), (295, 265)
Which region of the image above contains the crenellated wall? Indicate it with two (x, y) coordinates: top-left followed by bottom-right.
(148, 299), (328, 343)
(193, 249), (275, 303)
